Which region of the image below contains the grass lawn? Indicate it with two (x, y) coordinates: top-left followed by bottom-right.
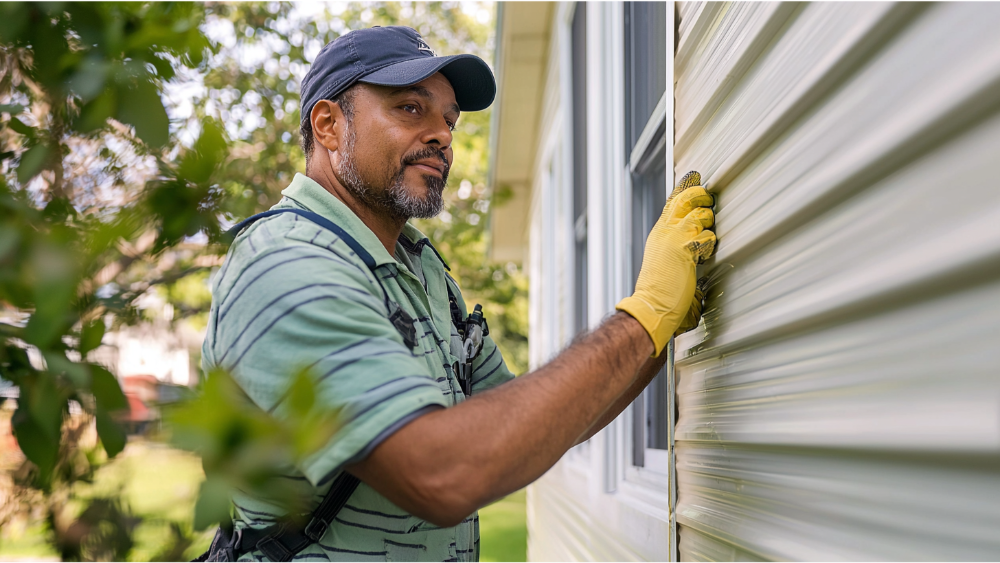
(0, 439), (216, 561)
(1, 440), (528, 561)
(478, 489), (528, 562)
(84, 440), (217, 561)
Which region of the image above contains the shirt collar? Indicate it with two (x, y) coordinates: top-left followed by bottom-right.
(280, 173), (438, 269)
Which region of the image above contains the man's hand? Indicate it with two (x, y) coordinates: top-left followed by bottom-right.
(675, 275), (709, 337)
(616, 171), (716, 356)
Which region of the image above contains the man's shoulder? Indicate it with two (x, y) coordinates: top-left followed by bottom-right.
(213, 199), (382, 305)
(231, 199), (374, 272)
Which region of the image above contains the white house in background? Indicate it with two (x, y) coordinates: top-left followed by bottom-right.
(489, 2), (1000, 560)
(89, 293), (204, 388)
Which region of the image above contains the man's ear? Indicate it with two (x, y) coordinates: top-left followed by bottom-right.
(311, 99), (345, 154)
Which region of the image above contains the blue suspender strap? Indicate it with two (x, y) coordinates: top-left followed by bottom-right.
(225, 208), (377, 271)
(227, 208), (417, 349)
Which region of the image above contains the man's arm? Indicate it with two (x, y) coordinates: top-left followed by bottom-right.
(348, 176), (716, 527)
(575, 352), (668, 445)
(576, 277), (707, 445)
(347, 311), (652, 526)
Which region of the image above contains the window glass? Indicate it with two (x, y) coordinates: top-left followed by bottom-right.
(630, 147), (669, 466)
(624, 1), (668, 155)
(625, 2), (669, 467)
(572, 2), (589, 336)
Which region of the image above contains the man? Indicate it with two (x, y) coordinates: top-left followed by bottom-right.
(201, 26), (715, 562)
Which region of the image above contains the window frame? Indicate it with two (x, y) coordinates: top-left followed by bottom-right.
(600, 3), (679, 560)
(622, 0), (673, 479)
(564, 1), (593, 466)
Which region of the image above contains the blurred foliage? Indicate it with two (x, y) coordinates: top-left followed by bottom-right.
(0, 1), (225, 489)
(0, 1), (525, 559)
(166, 368), (342, 530)
(0, 3), (227, 558)
(0, 413), (141, 561)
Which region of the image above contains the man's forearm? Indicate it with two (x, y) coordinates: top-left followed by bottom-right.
(575, 352), (668, 445)
(349, 311), (653, 526)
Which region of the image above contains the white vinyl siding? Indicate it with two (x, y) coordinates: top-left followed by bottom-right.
(673, 2), (1000, 560)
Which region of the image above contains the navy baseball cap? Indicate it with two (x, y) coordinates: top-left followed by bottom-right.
(300, 26), (496, 125)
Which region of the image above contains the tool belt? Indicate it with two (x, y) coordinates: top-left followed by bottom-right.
(194, 472), (360, 562)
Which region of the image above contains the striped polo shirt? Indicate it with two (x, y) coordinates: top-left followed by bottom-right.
(201, 173), (515, 561)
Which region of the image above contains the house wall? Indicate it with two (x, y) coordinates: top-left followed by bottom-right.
(519, 1), (1000, 561)
(672, 2), (1000, 559)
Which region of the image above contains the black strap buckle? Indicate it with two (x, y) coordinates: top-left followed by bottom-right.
(389, 304), (418, 349)
(231, 527), (243, 551)
(257, 535), (293, 562)
(303, 516), (329, 543)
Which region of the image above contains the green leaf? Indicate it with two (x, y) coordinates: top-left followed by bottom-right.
(178, 118), (227, 184)
(75, 88), (117, 133)
(11, 406), (59, 484)
(0, 224), (21, 262)
(64, 3), (103, 54)
(7, 117), (35, 137)
(192, 476), (233, 530)
(96, 408), (127, 458)
(25, 374), (64, 441)
(0, 103), (24, 114)
(0, 344), (32, 381)
(68, 55), (109, 102)
(26, 15), (72, 96)
(90, 364), (128, 412)
(79, 318), (106, 356)
(16, 144), (49, 185)
(0, 3), (28, 44)
(116, 80), (169, 147)
(23, 243), (78, 348)
(148, 56), (176, 81)
(43, 351), (91, 388)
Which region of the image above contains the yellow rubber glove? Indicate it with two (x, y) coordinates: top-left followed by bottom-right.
(674, 276), (708, 337)
(616, 171), (716, 356)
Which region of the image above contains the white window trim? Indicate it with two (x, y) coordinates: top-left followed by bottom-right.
(559, 1), (595, 471)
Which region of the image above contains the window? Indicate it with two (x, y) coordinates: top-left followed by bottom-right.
(624, 1), (667, 156)
(624, 1), (669, 469)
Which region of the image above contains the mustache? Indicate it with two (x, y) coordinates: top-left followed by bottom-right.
(402, 147), (450, 176)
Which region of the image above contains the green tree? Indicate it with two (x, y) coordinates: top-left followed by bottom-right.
(0, 3), (224, 557)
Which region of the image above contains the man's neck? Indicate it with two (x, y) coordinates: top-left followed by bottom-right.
(308, 167), (406, 257)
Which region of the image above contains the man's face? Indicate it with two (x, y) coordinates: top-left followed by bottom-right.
(333, 73), (459, 220)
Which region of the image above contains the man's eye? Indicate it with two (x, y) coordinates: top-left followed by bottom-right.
(446, 121), (456, 131)
(402, 104), (418, 114)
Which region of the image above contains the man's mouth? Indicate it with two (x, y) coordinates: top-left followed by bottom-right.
(405, 154), (449, 178)
(409, 162), (445, 177)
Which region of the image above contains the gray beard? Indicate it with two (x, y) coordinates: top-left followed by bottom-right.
(336, 127), (446, 221)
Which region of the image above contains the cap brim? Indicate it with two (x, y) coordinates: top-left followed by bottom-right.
(358, 54), (496, 112)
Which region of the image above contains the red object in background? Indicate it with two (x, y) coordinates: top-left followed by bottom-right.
(121, 375), (158, 425)
(122, 375), (158, 404)
(125, 393), (151, 422)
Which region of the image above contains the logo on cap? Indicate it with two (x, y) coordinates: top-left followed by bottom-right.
(416, 36), (436, 56)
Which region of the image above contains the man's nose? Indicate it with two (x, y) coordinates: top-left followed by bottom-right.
(420, 115), (453, 150)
